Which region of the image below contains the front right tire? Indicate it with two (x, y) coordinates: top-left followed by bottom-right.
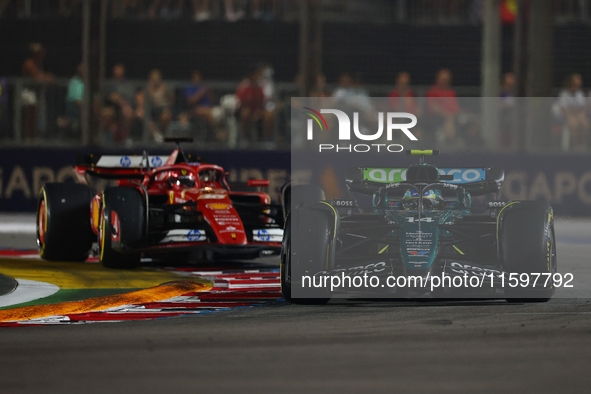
(500, 201), (557, 302)
(99, 187), (145, 269)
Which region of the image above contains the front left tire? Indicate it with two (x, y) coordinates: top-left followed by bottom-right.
(281, 203), (336, 305)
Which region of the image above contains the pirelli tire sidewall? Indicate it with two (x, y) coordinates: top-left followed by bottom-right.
(37, 182), (94, 262)
(282, 202), (336, 304)
(99, 186), (145, 269)
(500, 200), (557, 301)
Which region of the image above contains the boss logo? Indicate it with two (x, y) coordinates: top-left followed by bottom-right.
(488, 201), (508, 208)
(332, 199), (354, 207)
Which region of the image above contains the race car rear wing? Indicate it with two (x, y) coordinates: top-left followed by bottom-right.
(76, 154), (170, 169)
(345, 166), (504, 196)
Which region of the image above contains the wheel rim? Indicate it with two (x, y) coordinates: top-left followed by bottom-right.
(37, 199), (46, 248)
(550, 228), (557, 274)
(99, 209), (105, 261)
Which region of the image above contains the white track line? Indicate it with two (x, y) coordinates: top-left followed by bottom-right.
(0, 223), (36, 234)
(0, 279), (59, 308)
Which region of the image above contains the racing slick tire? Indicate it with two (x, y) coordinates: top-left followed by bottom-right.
(281, 203), (336, 305)
(99, 187), (145, 269)
(500, 201), (557, 302)
(37, 183), (95, 262)
(281, 183), (326, 220)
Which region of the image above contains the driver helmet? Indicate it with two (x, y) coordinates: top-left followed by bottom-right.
(168, 170), (196, 188)
(401, 189), (443, 210)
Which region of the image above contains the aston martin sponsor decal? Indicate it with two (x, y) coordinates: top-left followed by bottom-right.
(449, 262), (504, 278)
(316, 261), (388, 277)
(363, 168), (486, 184)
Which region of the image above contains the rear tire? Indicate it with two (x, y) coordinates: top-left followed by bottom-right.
(37, 183), (94, 262)
(281, 204), (335, 305)
(501, 201), (557, 302)
(99, 187), (144, 269)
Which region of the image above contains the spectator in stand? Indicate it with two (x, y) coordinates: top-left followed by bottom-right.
(310, 73), (329, 98)
(352, 72), (370, 97)
(22, 42), (55, 141)
(499, 71), (516, 102)
(332, 72), (356, 100)
(333, 72), (373, 113)
(147, 68), (174, 141)
(388, 72), (419, 115)
(388, 71), (422, 142)
(22, 43), (54, 81)
(425, 68), (460, 145)
(332, 72), (377, 141)
(259, 63), (277, 142)
(559, 73), (589, 151)
(225, 0), (245, 21)
(103, 63), (142, 145)
(147, 69), (173, 121)
(192, 0), (211, 21)
(352, 73), (375, 113)
(184, 70), (214, 126)
(236, 65), (265, 145)
(499, 71), (516, 148)
(148, 107), (173, 142)
(65, 63), (85, 133)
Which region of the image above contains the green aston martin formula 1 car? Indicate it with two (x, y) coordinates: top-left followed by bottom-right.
(282, 150), (557, 303)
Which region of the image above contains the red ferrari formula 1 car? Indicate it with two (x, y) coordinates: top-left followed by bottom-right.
(36, 138), (284, 268)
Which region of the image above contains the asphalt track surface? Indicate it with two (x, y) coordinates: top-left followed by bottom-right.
(1, 214), (591, 393)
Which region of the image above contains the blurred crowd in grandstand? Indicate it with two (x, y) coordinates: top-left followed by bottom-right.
(6, 41), (288, 148)
(1, 1), (590, 151)
(5, 40), (591, 152)
(1, 0), (589, 24)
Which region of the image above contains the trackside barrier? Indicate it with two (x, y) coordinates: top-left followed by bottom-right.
(1, 148), (590, 216)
